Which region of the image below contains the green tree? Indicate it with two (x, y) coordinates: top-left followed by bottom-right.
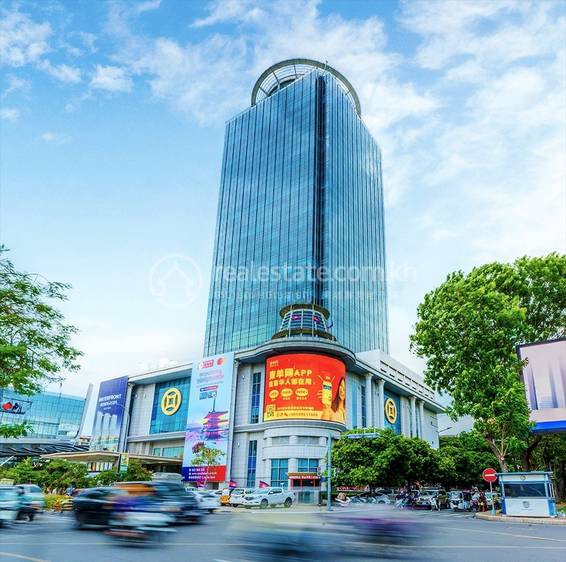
(93, 470), (120, 487)
(411, 254), (566, 470)
(0, 247), (82, 437)
(120, 459), (152, 482)
(438, 432), (499, 488)
(40, 459), (89, 491)
(528, 434), (566, 500)
(3, 457), (43, 484)
(332, 429), (441, 489)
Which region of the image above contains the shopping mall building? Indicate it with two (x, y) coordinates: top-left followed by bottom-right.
(117, 304), (442, 497)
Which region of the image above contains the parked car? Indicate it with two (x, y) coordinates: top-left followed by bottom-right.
(241, 487), (295, 509)
(419, 488), (448, 509)
(195, 490), (220, 513)
(73, 487), (126, 529)
(230, 488), (255, 507)
(114, 481), (204, 524)
(16, 484), (45, 513)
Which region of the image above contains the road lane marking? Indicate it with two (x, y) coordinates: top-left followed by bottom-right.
(0, 553), (49, 562)
(447, 526), (566, 543)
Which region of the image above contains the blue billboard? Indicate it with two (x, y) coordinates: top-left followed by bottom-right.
(90, 376), (129, 451)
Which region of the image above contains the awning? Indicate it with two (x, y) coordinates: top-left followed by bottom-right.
(40, 450), (182, 466)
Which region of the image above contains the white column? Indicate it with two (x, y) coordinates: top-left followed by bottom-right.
(410, 396), (417, 437)
(365, 374), (373, 428)
(377, 379), (385, 429)
(418, 400), (425, 439)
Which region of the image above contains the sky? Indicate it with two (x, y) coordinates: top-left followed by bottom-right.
(1, 0), (565, 403)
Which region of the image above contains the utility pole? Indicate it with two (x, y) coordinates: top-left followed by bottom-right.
(327, 432), (332, 511)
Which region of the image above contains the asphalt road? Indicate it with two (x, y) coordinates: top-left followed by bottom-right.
(0, 507), (565, 562)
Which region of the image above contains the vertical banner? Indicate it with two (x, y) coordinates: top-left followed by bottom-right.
(90, 376), (129, 452)
(182, 353), (234, 482)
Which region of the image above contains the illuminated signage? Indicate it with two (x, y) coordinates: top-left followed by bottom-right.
(264, 353), (346, 423)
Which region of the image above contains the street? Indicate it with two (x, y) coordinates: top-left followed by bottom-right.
(1, 508), (565, 562)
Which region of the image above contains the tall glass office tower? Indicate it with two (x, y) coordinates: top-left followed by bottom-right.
(204, 59), (388, 355)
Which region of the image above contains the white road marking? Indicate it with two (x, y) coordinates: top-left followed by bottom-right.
(448, 525), (566, 543)
(0, 553), (50, 562)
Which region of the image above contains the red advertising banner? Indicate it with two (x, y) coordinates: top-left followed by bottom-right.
(264, 353), (346, 423)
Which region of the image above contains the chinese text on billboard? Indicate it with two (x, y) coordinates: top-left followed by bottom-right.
(264, 353), (346, 423)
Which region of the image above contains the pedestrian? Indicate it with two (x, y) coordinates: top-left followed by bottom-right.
(430, 495), (439, 511)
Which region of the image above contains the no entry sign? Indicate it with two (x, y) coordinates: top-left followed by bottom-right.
(482, 468), (498, 483)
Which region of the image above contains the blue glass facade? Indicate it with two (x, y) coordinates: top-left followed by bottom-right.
(0, 389), (85, 439)
(204, 64), (388, 355)
(149, 372), (191, 434)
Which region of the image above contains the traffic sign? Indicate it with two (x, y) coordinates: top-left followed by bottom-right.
(482, 468), (497, 483)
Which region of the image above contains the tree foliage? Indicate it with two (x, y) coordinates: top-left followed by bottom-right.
(437, 432), (499, 489)
(0, 247), (82, 437)
(411, 254), (566, 470)
(332, 429), (442, 488)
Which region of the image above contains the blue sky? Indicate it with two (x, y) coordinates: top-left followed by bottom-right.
(1, 0), (565, 399)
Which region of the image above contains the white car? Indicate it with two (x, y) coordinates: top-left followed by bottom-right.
(230, 488), (255, 507)
(241, 487), (295, 509)
(195, 491), (221, 513)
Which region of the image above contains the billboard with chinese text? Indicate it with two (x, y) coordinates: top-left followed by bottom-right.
(182, 353), (234, 482)
(518, 339), (566, 433)
(264, 353), (346, 423)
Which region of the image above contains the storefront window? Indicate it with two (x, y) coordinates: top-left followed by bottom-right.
(297, 458), (319, 473)
(250, 372), (261, 424)
(246, 440), (257, 487)
(271, 459), (288, 488)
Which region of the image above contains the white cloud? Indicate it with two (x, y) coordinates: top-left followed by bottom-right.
(0, 107), (19, 122)
(2, 74), (30, 97)
(90, 64), (132, 92)
(134, 0), (162, 15)
(40, 131), (71, 144)
(0, 9), (51, 67)
(39, 60), (81, 83)
(192, 0), (265, 27)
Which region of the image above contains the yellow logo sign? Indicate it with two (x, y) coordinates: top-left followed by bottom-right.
(161, 388), (182, 416)
(384, 398), (397, 424)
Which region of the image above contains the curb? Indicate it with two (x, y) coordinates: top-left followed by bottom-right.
(475, 513), (566, 525)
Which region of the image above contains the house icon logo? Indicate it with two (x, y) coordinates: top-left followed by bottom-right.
(149, 254), (203, 308)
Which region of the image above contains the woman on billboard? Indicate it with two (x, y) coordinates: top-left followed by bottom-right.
(320, 377), (346, 423)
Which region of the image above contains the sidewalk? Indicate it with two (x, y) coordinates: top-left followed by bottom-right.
(475, 512), (566, 525)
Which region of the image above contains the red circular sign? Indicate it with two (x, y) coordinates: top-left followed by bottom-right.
(482, 468), (498, 483)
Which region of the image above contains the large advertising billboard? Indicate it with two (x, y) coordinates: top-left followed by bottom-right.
(264, 353), (346, 423)
(182, 353), (234, 482)
(518, 339), (566, 433)
(90, 376), (129, 451)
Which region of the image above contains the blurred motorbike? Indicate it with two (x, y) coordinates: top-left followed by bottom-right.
(106, 495), (174, 545)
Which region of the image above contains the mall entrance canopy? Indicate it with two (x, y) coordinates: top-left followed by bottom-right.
(40, 450), (182, 472)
